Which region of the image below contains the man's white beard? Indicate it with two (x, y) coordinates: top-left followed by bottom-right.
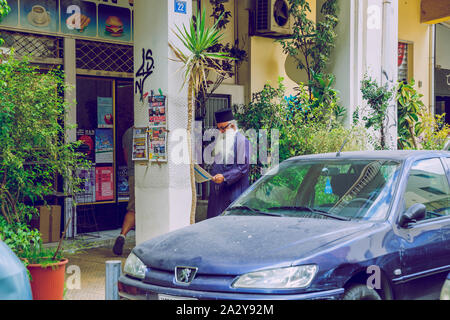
(213, 129), (237, 164)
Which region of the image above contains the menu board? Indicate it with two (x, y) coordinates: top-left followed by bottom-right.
(20, 0), (58, 32)
(0, 0), (18, 27)
(95, 129), (114, 164)
(61, 0), (97, 37)
(95, 166), (114, 201)
(98, 4), (131, 42)
(0, 0), (133, 44)
(132, 128), (149, 161)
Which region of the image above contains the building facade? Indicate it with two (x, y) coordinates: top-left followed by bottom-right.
(1, 0), (449, 244)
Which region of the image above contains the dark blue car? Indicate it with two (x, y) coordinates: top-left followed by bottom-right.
(119, 151), (450, 300)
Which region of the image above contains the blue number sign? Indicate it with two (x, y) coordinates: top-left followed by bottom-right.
(174, 0), (187, 14)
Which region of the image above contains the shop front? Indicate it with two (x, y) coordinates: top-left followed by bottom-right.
(0, 0), (136, 238)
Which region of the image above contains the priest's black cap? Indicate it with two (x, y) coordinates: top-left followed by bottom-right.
(215, 108), (234, 123)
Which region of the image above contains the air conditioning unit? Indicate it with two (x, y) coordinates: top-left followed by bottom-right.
(255, 0), (293, 37)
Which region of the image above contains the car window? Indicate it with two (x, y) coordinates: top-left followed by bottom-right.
(228, 160), (400, 221)
(404, 158), (450, 219)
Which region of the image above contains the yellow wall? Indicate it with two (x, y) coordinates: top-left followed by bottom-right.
(235, 0), (316, 102)
(201, 0), (317, 102)
(398, 0), (432, 110)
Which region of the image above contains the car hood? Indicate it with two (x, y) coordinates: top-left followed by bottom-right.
(134, 216), (374, 275)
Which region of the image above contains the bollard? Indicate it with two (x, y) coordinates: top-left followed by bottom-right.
(105, 260), (122, 300)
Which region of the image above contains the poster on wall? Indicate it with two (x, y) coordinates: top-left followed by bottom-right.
(76, 128), (95, 163)
(0, 0), (18, 27)
(20, 0), (58, 32)
(75, 167), (96, 203)
(117, 166), (129, 201)
(97, 97), (114, 128)
(98, 4), (131, 42)
(148, 128), (167, 162)
(61, 0), (97, 37)
(148, 95), (167, 127)
(95, 129), (114, 164)
(95, 166), (114, 201)
(132, 128), (148, 161)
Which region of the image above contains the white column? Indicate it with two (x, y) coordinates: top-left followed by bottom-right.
(134, 0), (192, 244)
(325, 0), (399, 149)
(381, 0), (399, 150)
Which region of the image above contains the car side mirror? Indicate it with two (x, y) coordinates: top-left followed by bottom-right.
(399, 203), (426, 228)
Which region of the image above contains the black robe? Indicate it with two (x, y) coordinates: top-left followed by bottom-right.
(206, 132), (251, 219)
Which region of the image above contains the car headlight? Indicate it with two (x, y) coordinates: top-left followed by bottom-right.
(124, 252), (146, 280)
(441, 279), (450, 300)
(232, 265), (318, 289)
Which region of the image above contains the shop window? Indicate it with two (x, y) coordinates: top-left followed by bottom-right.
(0, 29), (63, 64)
(76, 39), (133, 77)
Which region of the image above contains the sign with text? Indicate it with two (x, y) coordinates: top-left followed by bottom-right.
(0, 0), (133, 43)
(174, 0), (187, 14)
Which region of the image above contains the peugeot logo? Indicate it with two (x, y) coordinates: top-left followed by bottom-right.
(175, 266), (198, 285)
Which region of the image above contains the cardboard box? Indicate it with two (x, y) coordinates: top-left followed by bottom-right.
(36, 205), (61, 244)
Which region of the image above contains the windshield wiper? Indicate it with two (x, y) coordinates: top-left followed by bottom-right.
(227, 206), (283, 217)
(267, 206), (350, 221)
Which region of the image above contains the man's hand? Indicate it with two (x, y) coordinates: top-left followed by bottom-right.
(212, 174), (225, 185)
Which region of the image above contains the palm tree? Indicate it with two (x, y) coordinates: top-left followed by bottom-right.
(169, 9), (234, 224)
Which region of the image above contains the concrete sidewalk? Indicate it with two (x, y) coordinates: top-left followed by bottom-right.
(54, 229), (136, 300)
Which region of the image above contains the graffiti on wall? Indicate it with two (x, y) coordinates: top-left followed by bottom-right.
(135, 48), (155, 102)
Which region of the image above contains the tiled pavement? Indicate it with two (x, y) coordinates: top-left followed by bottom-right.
(46, 229), (136, 300)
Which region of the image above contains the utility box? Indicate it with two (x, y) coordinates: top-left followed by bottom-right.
(35, 205), (61, 244)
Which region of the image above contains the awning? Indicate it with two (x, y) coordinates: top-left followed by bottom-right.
(421, 0), (450, 24)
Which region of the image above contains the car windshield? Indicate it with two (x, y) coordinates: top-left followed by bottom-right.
(225, 159), (401, 221)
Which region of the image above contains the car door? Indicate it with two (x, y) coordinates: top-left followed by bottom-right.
(440, 158), (450, 266)
(395, 158), (450, 300)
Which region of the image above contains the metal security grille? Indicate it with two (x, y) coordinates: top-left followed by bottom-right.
(256, 0), (270, 31)
(204, 95), (231, 129)
(76, 39), (133, 77)
(0, 29), (63, 64)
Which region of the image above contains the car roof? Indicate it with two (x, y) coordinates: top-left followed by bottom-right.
(286, 150), (450, 162)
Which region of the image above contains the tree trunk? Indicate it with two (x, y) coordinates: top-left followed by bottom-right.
(187, 80), (197, 225)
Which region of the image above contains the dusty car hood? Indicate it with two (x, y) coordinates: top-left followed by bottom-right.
(134, 216), (374, 275)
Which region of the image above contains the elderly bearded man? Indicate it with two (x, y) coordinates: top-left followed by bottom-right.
(206, 109), (251, 219)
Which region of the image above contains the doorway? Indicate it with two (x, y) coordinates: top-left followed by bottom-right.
(75, 76), (134, 234)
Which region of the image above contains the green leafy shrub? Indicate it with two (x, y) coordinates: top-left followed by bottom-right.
(397, 80), (424, 149)
(234, 77), (367, 182)
(397, 79), (449, 150)
(360, 75), (394, 150)
(0, 54), (89, 226)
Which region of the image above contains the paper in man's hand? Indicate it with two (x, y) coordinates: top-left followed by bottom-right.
(194, 164), (213, 183)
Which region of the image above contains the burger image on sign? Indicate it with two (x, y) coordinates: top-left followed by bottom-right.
(105, 16), (124, 37)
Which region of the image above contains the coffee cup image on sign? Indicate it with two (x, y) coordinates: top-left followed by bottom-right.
(27, 5), (51, 27)
(105, 16), (124, 37)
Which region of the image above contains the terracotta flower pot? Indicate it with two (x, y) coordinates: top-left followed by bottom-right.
(26, 258), (68, 300)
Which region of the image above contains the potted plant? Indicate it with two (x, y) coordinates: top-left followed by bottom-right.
(0, 54), (88, 299)
(0, 215), (71, 300)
